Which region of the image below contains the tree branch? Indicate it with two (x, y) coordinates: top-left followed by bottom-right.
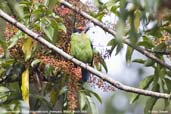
(0, 9), (170, 99)
(60, 0), (171, 71)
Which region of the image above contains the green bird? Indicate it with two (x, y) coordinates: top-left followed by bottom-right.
(70, 29), (93, 82)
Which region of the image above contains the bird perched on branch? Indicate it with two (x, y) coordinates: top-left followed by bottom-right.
(70, 26), (93, 82)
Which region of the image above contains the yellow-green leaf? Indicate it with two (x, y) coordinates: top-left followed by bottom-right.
(134, 9), (140, 31)
(22, 37), (33, 61)
(21, 69), (29, 106)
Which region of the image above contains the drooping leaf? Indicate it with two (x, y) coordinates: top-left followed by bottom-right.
(0, 86), (10, 104)
(30, 94), (53, 110)
(162, 79), (170, 109)
(126, 46), (134, 63)
(144, 84), (159, 114)
(56, 23), (67, 33)
(134, 9), (141, 31)
(50, 19), (66, 33)
(93, 0), (100, 8)
(31, 59), (41, 67)
(138, 36), (154, 49)
(79, 91), (87, 111)
(58, 86), (68, 95)
(100, 58), (108, 73)
(95, 63), (102, 71)
(153, 43), (166, 52)
(44, 0), (59, 10)
(86, 96), (98, 114)
(87, 89), (102, 104)
(8, 31), (22, 49)
(132, 59), (145, 64)
(50, 89), (58, 106)
(22, 37), (33, 61)
(146, 26), (162, 38)
(107, 39), (118, 54)
(21, 69), (29, 106)
(144, 59), (155, 67)
(43, 25), (55, 42)
(10, 100), (29, 114)
(0, 0), (12, 14)
(115, 43), (123, 55)
(130, 75), (153, 103)
(0, 18), (6, 40)
(165, 78), (171, 92)
(6, 0), (24, 19)
(144, 97), (158, 114)
(107, 38), (123, 55)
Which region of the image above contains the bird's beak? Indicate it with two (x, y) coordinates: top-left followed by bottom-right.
(78, 26), (85, 31)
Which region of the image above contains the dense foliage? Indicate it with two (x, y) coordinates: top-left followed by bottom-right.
(0, 0), (171, 114)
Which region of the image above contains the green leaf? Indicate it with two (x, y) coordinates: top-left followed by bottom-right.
(134, 9), (140, 31)
(107, 38), (122, 55)
(7, 0), (24, 19)
(162, 79), (170, 109)
(0, 18), (6, 40)
(165, 78), (171, 92)
(146, 26), (162, 38)
(44, 0), (59, 10)
(0, 0), (12, 14)
(115, 43), (123, 55)
(144, 97), (158, 114)
(107, 35), (123, 55)
(144, 59), (155, 67)
(89, 90), (102, 104)
(107, 38), (117, 46)
(30, 94), (53, 110)
(126, 46), (134, 63)
(138, 36), (154, 49)
(31, 59), (41, 67)
(144, 84), (159, 114)
(9, 100), (29, 114)
(86, 96), (98, 114)
(100, 58), (108, 73)
(79, 91), (87, 111)
(57, 23), (67, 33)
(95, 63), (101, 71)
(130, 75), (153, 103)
(93, 0), (100, 8)
(43, 25), (55, 42)
(1, 59), (14, 68)
(8, 31), (22, 49)
(22, 37), (33, 61)
(95, 12), (105, 21)
(50, 19), (66, 33)
(153, 43), (166, 52)
(21, 69), (29, 105)
(50, 89), (58, 106)
(32, 8), (46, 22)
(0, 86), (10, 104)
(58, 86), (68, 95)
(132, 59), (145, 64)
(164, 27), (171, 34)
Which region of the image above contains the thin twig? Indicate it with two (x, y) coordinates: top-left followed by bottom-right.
(60, 0), (171, 70)
(0, 9), (170, 99)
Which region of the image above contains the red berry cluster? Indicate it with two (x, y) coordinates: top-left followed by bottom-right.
(41, 55), (81, 110)
(4, 22), (18, 40)
(89, 76), (116, 92)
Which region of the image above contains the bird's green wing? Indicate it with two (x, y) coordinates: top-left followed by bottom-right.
(70, 33), (93, 64)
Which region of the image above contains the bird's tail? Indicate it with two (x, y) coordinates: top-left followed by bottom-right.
(81, 68), (90, 82)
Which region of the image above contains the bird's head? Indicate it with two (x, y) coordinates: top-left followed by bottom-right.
(73, 24), (91, 33)
(73, 26), (86, 33)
